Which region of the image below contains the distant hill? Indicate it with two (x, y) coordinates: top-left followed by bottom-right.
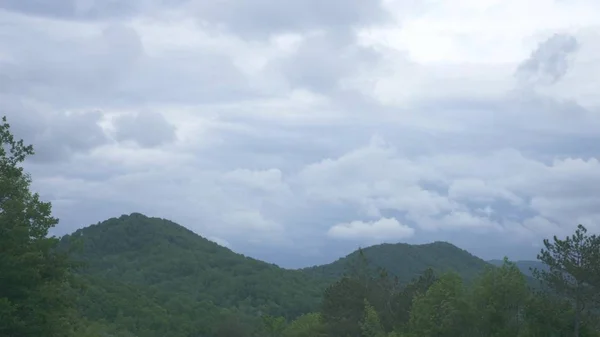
(61, 213), (330, 337)
(302, 241), (491, 285)
(488, 259), (548, 278)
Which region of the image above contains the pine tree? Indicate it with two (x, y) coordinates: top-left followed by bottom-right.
(534, 225), (600, 337)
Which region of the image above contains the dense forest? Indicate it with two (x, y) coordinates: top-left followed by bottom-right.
(2, 113), (600, 337)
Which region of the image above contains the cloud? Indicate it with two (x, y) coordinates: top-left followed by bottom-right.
(328, 217), (415, 242)
(187, 0), (390, 39)
(113, 111), (176, 148)
(1, 96), (109, 162)
(5, 0), (600, 268)
(516, 33), (579, 86)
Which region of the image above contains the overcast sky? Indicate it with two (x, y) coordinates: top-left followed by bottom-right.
(2, 0), (600, 268)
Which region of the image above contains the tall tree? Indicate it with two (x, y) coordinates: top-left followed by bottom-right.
(0, 116), (75, 336)
(390, 268), (436, 331)
(409, 272), (472, 337)
(360, 299), (385, 337)
(321, 277), (367, 337)
(471, 257), (528, 337)
(534, 224), (600, 337)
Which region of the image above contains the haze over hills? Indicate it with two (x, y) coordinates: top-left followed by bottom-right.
(59, 212), (523, 336)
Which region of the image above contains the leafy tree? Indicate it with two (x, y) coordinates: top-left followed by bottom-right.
(283, 313), (325, 337)
(534, 225), (600, 337)
(261, 314), (287, 337)
(0, 116), (75, 336)
(390, 268), (436, 331)
(409, 272), (472, 337)
(471, 257), (528, 337)
(361, 299), (385, 337)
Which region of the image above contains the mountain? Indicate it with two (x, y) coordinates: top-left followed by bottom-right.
(302, 241), (491, 285)
(488, 259), (548, 278)
(61, 213), (329, 337)
(60, 213), (527, 337)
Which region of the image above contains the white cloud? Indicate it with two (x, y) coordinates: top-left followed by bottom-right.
(328, 217), (415, 242)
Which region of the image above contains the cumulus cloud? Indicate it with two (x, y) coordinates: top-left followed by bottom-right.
(328, 217), (415, 242)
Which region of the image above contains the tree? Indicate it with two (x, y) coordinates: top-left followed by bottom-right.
(321, 277), (368, 337)
(283, 313), (325, 337)
(534, 225), (600, 337)
(361, 299), (385, 337)
(0, 116), (75, 336)
(261, 314), (287, 337)
(409, 272), (472, 337)
(471, 258), (528, 337)
(390, 268), (436, 331)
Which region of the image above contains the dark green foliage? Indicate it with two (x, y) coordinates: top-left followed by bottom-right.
(408, 272), (472, 337)
(321, 277), (368, 337)
(0, 116), (75, 337)
(471, 258), (528, 337)
(390, 268), (436, 330)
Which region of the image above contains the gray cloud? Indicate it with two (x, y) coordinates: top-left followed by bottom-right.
(113, 111), (176, 148)
(0, 0), (155, 20)
(0, 18), (143, 108)
(516, 33), (579, 85)
(269, 32), (380, 93)
(1, 96), (109, 162)
(190, 0), (390, 39)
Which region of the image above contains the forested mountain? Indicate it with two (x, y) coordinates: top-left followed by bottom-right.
(488, 259), (548, 278)
(60, 213), (330, 336)
(303, 241), (491, 284)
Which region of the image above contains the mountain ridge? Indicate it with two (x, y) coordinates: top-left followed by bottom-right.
(60, 213), (543, 337)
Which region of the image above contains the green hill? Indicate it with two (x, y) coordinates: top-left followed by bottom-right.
(302, 241), (491, 285)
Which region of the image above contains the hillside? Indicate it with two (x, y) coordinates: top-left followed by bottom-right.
(302, 241), (491, 285)
(61, 213), (330, 337)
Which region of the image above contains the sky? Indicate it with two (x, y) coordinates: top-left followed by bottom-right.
(1, 0), (600, 268)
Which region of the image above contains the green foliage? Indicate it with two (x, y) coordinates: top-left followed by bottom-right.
(260, 314), (287, 337)
(471, 257), (528, 337)
(409, 272), (472, 337)
(361, 299), (385, 337)
(0, 116), (75, 337)
(321, 276), (368, 337)
(283, 313), (325, 337)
